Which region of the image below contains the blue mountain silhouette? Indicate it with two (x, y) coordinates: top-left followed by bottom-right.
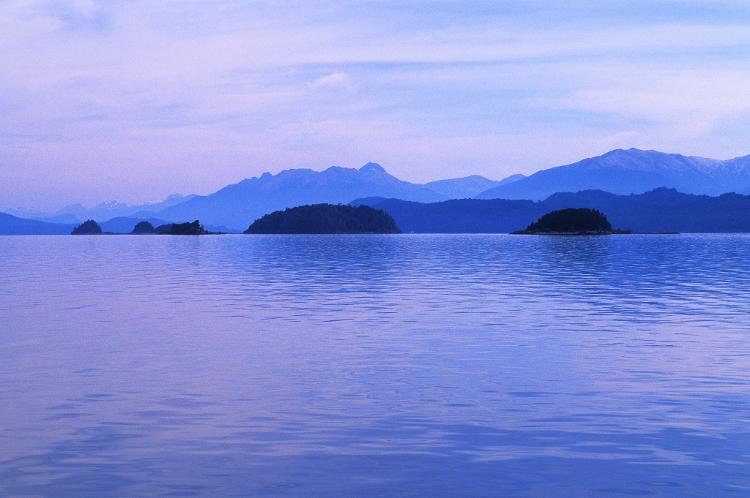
(477, 149), (750, 200)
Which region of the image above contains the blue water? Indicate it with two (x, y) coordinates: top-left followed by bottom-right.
(1, 234), (750, 497)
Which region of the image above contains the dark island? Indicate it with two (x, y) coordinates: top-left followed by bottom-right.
(131, 221), (155, 234)
(514, 208), (626, 235)
(70, 218), (211, 235)
(154, 220), (207, 235)
(71, 219), (103, 235)
(245, 204), (400, 234)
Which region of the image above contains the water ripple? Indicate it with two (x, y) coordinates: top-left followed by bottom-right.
(1, 234), (749, 496)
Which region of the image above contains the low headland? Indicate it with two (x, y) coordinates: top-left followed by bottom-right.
(245, 203), (400, 234)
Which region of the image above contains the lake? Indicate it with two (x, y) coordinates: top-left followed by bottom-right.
(1, 234), (749, 497)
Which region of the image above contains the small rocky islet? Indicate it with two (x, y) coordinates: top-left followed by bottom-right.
(72, 219), (208, 235)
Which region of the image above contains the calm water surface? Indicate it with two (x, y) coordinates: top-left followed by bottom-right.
(1, 234), (750, 497)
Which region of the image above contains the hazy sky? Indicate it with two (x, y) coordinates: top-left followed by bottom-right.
(2, 0), (750, 210)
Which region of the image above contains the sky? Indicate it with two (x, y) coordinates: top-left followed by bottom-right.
(2, 0), (750, 211)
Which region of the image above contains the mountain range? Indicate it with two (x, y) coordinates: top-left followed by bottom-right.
(477, 148), (750, 200)
(4, 194), (197, 225)
(5, 148), (750, 233)
(423, 174), (524, 199)
(157, 163), (450, 229)
(10, 163), (515, 231)
(356, 188), (750, 233)
(0, 213), (76, 235)
(0, 214), (177, 235)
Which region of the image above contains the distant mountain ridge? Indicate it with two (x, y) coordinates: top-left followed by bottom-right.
(424, 174), (523, 199)
(7, 148), (750, 231)
(0, 213), (75, 235)
(156, 163), (451, 229)
(5, 164), (509, 231)
(7, 187), (750, 235)
(355, 188), (750, 233)
(61, 193), (197, 221)
(6, 194), (197, 225)
(477, 149), (750, 200)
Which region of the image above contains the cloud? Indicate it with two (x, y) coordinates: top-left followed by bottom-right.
(1, 0), (750, 209)
(310, 72), (350, 89)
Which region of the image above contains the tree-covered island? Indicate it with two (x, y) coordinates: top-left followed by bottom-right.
(131, 221), (155, 234)
(245, 203), (400, 234)
(72, 219), (209, 235)
(514, 208), (628, 235)
(71, 220), (103, 235)
(154, 220), (208, 235)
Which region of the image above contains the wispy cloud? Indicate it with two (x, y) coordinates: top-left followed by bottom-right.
(1, 0), (750, 209)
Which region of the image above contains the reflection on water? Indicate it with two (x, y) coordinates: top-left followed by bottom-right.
(1, 234), (749, 497)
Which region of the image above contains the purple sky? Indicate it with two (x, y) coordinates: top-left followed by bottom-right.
(2, 1), (750, 211)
